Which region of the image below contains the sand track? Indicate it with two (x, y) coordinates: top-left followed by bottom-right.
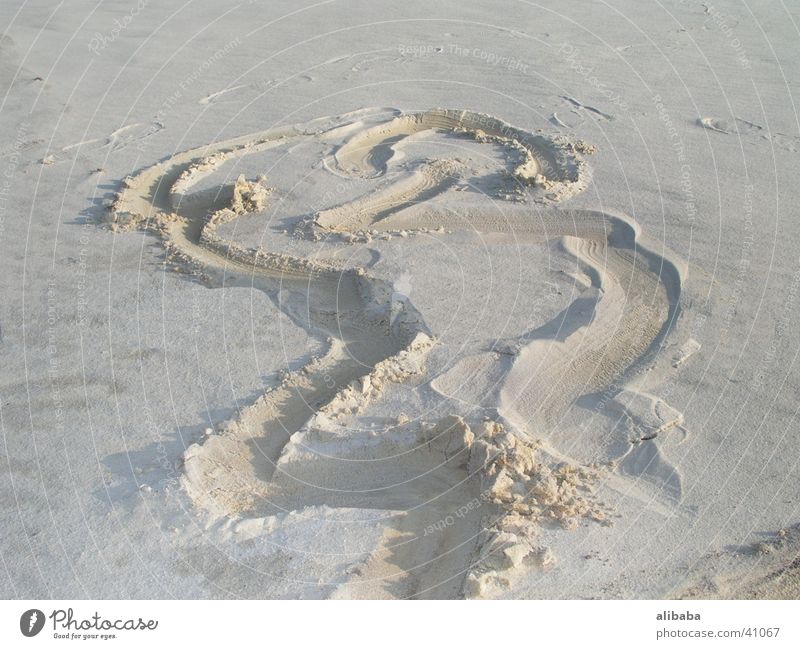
(109, 108), (684, 598)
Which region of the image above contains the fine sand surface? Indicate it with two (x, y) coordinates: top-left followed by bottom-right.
(1, 0), (799, 599)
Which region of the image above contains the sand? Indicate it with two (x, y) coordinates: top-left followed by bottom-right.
(1, 0), (798, 600)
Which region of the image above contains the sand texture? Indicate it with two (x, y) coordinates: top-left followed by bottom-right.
(1, 0), (798, 600)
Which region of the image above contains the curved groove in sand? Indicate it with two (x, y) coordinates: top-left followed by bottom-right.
(109, 108), (683, 598)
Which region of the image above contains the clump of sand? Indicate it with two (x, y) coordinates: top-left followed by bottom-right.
(463, 420), (613, 598)
(207, 174), (271, 227)
(231, 174), (271, 214)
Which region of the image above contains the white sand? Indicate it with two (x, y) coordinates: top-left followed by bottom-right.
(1, 0), (798, 599)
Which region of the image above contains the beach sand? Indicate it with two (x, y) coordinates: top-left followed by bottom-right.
(1, 0), (798, 599)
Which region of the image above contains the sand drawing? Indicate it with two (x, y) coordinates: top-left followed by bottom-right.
(108, 107), (688, 598)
